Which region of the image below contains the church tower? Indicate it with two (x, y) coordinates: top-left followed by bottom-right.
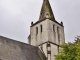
(28, 0), (65, 60)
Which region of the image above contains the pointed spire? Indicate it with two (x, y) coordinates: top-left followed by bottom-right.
(39, 0), (55, 21)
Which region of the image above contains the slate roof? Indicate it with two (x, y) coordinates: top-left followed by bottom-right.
(0, 36), (46, 60)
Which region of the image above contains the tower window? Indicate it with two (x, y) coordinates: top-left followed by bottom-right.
(40, 25), (42, 32)
(57, 27), (59, 34)
(47, 43), (51, 47)
(57, 27), (60, 43)
(47, 51), (51, 54)
(36, 27), (38, 34)
(53, 25), (55, 32)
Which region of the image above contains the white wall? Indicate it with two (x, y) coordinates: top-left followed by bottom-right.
(30, 19), (49, 46)
(48, 20), (65, 45)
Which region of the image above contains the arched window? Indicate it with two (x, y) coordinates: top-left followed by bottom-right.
(57, 27), (59, 33)
(40, 25), (42, 32)
(57, 27), (60, 43)
(36, 27), (38, 34)
(53, 25), (55, 32)
(47, 43), (51, 54)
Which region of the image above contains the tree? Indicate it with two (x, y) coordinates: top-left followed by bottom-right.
(55, 38), (80, 60)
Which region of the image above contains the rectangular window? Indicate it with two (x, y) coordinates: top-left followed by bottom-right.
(57, 27), (60, 43)
(40, 25), (42, 32)
(53, 25), (55, 32)
(57, 27), (59, 33)
(36, 27), (38, 34)
(47, 51), (51, 54)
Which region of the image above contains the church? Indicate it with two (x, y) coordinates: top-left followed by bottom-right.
(0, 0), (65, 60)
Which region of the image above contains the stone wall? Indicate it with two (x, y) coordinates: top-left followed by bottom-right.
(30, 19), (49, 46)
(30, 19), (65, 60)
(38, 42), (58, 60)
(48, 19), (65, 45)
(30, 19), (65, 46)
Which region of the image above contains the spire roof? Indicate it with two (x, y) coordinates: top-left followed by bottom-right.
(39, 0), (55, 21)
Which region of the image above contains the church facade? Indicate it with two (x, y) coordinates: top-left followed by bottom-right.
(28, 0), (65, 60)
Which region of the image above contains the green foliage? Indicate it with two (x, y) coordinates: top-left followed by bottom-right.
(55, 39), (80, 60)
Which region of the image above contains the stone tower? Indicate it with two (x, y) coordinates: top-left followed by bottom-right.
(28, 0), (65, 60)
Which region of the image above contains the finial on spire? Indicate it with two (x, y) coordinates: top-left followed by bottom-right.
(61, 21), (63, 26)
(39, 0), (55, 21)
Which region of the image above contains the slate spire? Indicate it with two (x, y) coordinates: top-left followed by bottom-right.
(39, 0), (55, 21)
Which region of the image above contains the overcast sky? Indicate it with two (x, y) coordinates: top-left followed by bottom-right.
(0, 0), (80, 43)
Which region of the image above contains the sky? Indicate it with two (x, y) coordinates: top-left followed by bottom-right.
(0, 0), (80, 43)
